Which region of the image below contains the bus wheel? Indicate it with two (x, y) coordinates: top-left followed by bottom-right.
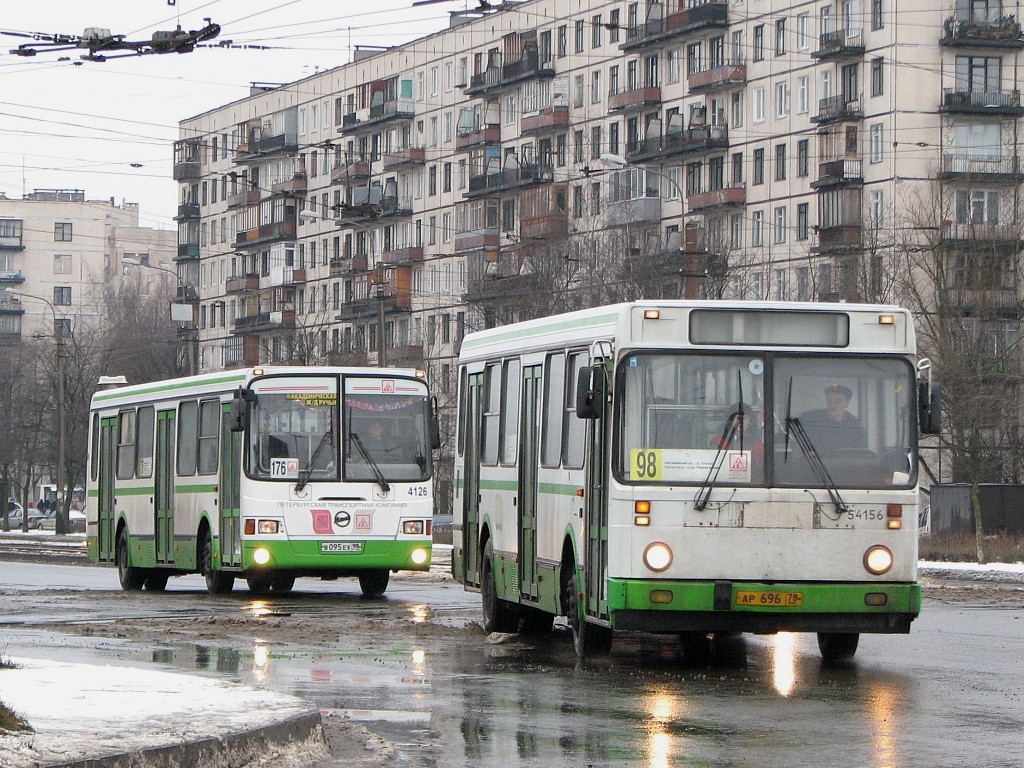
(271, 575), (295, 594)
(481, 539), (519, 634)
(679, 631), (713, 665)
(116, 531), (145, 591)
(817, 632), (859, 663)
(564, 565), (612, 658)
(200, 529), (235, 595)
(358, 569), (389, 598)
(246, 577), (272, 595)
(519, 605), (554, 636)
(143, 572), (168, 592)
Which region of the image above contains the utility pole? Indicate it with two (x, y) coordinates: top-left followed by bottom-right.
(374, 265), (389, 368)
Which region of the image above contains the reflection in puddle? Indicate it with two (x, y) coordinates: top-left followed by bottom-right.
(409, 604), (429, 624)
(866, 679), (900, 768)
(252, 642), (269, 684)
(770, 632), (797, 697)
(644, 689), (682, 768)
(247, 600), (274, 618)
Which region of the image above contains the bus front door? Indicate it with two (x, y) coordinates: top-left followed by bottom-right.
(154, 410), (176, 564)
(461, 372), (483, 586)
(518, 366), (541, 600)
(97, 417), (117, 562)
(585, 364), (610, 621)
(218, 409), (242, 568)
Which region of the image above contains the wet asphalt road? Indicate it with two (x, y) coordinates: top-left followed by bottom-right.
(1, 559), (1022, 767)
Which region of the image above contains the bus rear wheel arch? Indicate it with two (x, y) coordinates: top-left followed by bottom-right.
(480, 537), (519, 633)
(116, 528), (145, 591)
(561, 551), (612, 658)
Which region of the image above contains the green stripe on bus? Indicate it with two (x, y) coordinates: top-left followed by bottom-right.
(460, 311), (619, 351)
(468, 479), (582, 496)
(92, 373), (248, 402)
(102, 483), (218, 495)
(538, 482), (583, 496)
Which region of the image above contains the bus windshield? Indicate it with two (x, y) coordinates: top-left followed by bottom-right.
(616, 352), (915, 489)
(343, 377), (432, 483)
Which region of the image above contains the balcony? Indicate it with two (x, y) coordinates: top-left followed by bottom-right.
(267, 266), (307, 287)
(226, 274), (259, 293)
(270, 173), (307, 195)
(389, 344), (425, 365)
(686, 183), (746, 212)
(0, 270), (25, 285)
(811, 28), (865, 60)
(454, 228), (500, 254)
(942, 221), (1021, 243)
(235, 131), (298, 161)
(814, 224), (863, 252)
(456, 125), (501, 151)
(234, 219), (298, 249)
(810, 159), (864, 188)
(940, 286), (1019, 314)
(381, 245), (424, 265)
(0, 231), (24, 250)
(464, 53), (555, 97)
(520, 105), (569, 137)
(172, 138), (202, 181)
(177, 243), (200, 260)
(811, 95), (863, 124)
(607, 196), (663, 227)
(382, 146), (426, 171)
(232, 309), (296, 334)
(175, 202), (200, 222)
(338, 292), (412, 321)
(520, 211), (568, 241)
(939, 153), (1022, 181)
(329, 254), (369, 276)
(339, 97), (416, 135)
(621, 2), (729, 51)
(225, 188), (260, 209)
(941, 15), (1024, 49)
(464, 249), (539, 303)
(175, 284), (199, 303)
(626, 125), (729, 163)
(940, 88), (1024, 115)
(608, 84), (662, 113)
(687, 63), (747, 94)
(331, 158), (372, 184)
(466, 163), (554, 197)
(378, 196), (414, 220)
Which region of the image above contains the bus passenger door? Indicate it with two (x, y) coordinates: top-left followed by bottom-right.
(97, 417), (117, 562)
(462, 372), (483, 585)
(585, 363), (610, 620)
(154, 410), (176, 564)
(518, 366), (541, 600)
(219, 406), (242, 568)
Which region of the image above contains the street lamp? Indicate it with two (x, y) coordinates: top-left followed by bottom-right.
(4, 287), (69, 536)
(122, 257), (197, 376)
(599, 153), (706, 298)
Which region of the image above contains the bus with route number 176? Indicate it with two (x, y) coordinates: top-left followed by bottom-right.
(86, 366), (439, 597)
(453, 301), (940, 661)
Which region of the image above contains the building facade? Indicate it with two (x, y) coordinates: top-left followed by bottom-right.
(175, 0), (1024, 389)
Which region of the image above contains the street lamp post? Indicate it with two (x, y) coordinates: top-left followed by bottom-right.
(599, 153), (707, 299)
(4, 287), (69, 535)
(122, 257), (197, 376)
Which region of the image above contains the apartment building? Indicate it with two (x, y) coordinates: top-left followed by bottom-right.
(0, 189), (176, 342)
(175, 0), (1024, 383)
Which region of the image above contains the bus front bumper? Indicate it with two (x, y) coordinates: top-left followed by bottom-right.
(240, 539), (431, 573)
(607, 579), (921, 634)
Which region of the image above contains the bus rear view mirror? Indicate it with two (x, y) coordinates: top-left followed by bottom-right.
(229, 388), (253, 433)
(575, 365), (605, 420)
(918, 380), (941, 435)
(429, 396), (442, 450)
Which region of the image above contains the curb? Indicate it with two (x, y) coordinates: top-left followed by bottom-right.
(49, 710), (326, 768)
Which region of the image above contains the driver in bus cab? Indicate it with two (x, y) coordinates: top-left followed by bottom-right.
(353, 418), (398, 458)
(798, 383), (867, 453)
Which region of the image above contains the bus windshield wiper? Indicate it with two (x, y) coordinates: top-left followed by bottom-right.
(694, 410), (742, 511)
(295, 426), (334, 493)
(350, 432), (391, 494)
(784, 415), (848, 513)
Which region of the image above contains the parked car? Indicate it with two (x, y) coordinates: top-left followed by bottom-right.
(5, 502), (45, 529)
(37, 509), (86, 533)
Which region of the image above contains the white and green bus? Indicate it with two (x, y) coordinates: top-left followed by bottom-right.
(453, 301), (939, 660)
(86, 366), (439, 597)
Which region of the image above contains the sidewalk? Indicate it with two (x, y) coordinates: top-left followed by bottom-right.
(0, 659), (327, 768)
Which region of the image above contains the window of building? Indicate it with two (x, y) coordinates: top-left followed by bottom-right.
(557, 24), (567, 57)
(667, 49), (681, 83)
(53, 253), (71, 274)
(575, 19), (585, 53)
(731, 91), (744, 127)
(797, 139), (809, 176)
(54, 286), (71, 305)
(870, 123), (884, 163)
(776, 19), (787, 56)
(753, 148), (765, 184)
(590, 182), (601, 215)
(609, 9), (621, 42)
(752, 210), (764, 246)
(730, 213), (744, 249)
(870, 57), (884, 97)
(753, 25), (765, 61)
(573, 74), (585, 108)
(753, 87), (765, 122)
(775, 81), (789, 118)
(796, 202), (810, 240)
(774, 206), (788, 243)
(775, 143), (787, 180)
(592, 14), (603, 47)
(732, 152), (743, 184)
(868, 189), (884, 228)
(591, 126), (602, 160)
(797, 13), (811, 49)
(871, 0), (884, 30)
(591, 70), (602, 103)
(796, 75), (809, 114)
(955, 189), (1000, 224)
(54, 222), (72, 242)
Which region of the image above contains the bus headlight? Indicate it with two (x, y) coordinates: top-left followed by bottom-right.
(403, 520), (425, 535)
(253, 548), (271, 565)
(258, 520), (280, 535)
(410, 548), (429, 565)
(643, 542), (673, 572)
(864, 545), (893, 575)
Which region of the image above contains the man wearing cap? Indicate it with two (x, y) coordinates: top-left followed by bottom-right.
(799, 383), (867, 453)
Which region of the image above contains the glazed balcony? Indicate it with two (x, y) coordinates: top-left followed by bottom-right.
(940, 87), (1024, 115)
(687, 62), (747, 94)
(270, 173), (307, 195)
(609, 83), (662, 113)
(621, 1), (729, 51)
(177, 243), (200, 260)
(811, 28), (865, 60)
(466, 163), (554, 197)
(606, 196), (663, 227)
(520, 211), (568, 241)
(175, 284), (199, 303)
(331, 158), (372, 184)
(381, 245), (424, 265)
(811, 95), (863, 124)
(0, 229), (24, 250)
(0, 270), (25, 285)
(232, 309), (296, 334)
(172, 138), (203, 181)
(814, 224), (863, 252)
(382, 146), (426, 171)
(339, 97), (416, 135)
(377, 195), (414, 220)
(520, 105), (569, 137)
(464, 53), (555, 97)
(809, 159), (864, 189)
(456, 125), (501, 150)
(626, 125), (729, 163)
(939, 153), (1022, 180)
(267, 266), (306, 287)
(175, 202), (200, 221)
(234, 219), (298, 249)
(686, 183), (746, 212)
(941, 15), (1024, 49)
(225, 274), (259, 294)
